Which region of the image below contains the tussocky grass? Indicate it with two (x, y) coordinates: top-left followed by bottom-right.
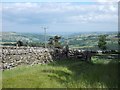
(2, 57), (118, 88)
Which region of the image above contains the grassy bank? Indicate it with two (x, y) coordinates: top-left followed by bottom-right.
(2, 57), (118, 88)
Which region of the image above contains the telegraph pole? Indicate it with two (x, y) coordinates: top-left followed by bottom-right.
(41, 26), (48, 48)
(44, 27), (47, 48)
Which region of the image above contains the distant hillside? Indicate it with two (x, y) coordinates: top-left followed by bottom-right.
(1, 31), (118, 50)
(67, 31), (118, 50)
(2, 32), (51, 43)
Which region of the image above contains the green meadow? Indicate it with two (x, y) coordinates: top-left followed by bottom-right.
(2, 56), (118, 88)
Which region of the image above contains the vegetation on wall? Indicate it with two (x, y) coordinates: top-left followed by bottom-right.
(48, 35), (62, 48)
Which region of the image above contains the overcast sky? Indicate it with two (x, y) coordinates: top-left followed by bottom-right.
(1, 0), (119, 33)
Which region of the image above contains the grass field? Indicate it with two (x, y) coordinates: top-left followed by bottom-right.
(2, 56), (118, 88)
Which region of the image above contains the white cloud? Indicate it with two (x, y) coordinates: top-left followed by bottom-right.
(2, 2), (118, 24)
(2, 1), (118, 32)
(66, 13), (117, 24)
(3, 2), (117, 13)
(97, 0), (119, 2)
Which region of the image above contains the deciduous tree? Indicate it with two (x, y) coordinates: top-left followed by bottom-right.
(98, 35), (107, 50)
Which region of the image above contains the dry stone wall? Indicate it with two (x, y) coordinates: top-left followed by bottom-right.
(0, 46), (54, 70)
(1, 46), (117, 71)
